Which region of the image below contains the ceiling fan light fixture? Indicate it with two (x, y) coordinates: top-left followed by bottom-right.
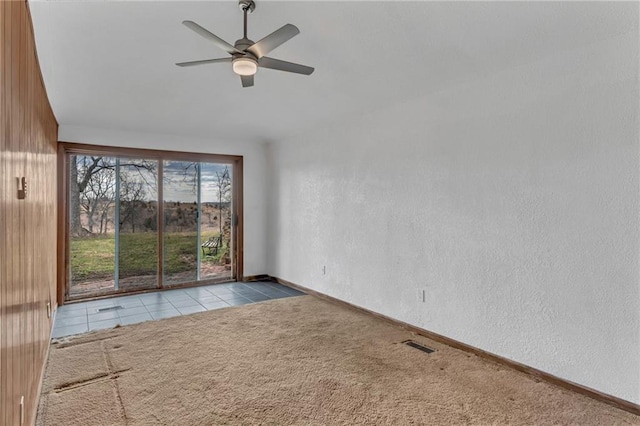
(232, 57), (257, 76)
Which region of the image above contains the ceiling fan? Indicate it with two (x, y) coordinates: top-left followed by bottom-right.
(176, 0), (314, 88)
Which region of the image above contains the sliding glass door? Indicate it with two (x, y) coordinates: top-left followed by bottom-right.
(163, 161), (199, 286)
(117, 158), (159, 292)
(200, 163), (233, 282)
(65, 148), (241, 300)
(162, 161), (234, 286)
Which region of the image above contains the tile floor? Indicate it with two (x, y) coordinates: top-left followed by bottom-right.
(52, 281), (305, 338)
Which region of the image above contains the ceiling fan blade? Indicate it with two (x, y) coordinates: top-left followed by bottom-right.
(247, 24), (300, 58)
(182, 21), (244, 55)
(176, 58), (232, 67)
(241, 75), (254, 88)
(258, 57), (314, 75)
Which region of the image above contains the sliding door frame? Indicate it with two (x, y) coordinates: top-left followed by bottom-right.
(57, 142), (244, 305)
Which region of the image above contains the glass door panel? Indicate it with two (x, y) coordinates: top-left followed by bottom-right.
(200, 163), (233, 281)
(163, 161), (199, 286)
(117, 158), (159, 292)
(68, 155), (117, 298)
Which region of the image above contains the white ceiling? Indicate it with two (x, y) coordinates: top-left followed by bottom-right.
(30, 1), (635, 144)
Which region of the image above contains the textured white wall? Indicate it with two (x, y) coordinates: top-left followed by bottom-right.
(59, 125), (269, 277)
(266, 29), (640, 403)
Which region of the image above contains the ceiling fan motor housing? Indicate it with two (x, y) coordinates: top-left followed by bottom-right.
(234, 38), (255, 53)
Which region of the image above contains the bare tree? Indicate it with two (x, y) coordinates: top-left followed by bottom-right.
(119, 174), (147, 233)
(70, 156), (156, 236)
(213, 166), (231, 237)
(70, 156), (82, 235)
(80, 166), (116, 234)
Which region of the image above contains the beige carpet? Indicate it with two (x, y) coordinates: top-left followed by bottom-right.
(38, 295), (639, 425)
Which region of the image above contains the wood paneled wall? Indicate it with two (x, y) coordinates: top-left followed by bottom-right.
(1, 1), (58, 425)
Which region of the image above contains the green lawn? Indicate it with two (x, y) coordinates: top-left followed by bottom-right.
(70, 232), (226, 281)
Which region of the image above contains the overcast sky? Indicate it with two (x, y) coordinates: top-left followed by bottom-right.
(163, 161), (231, 203)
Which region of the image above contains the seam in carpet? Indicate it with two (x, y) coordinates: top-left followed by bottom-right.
(103, 340), (130, 424)
(53, 334), (120, 349)
(54, 373), (111, 393)
(53, 368), (132, 394)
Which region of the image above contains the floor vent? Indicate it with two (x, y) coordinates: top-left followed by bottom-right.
(96, 305), (123, 312)
(403, 340), (435, 354)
